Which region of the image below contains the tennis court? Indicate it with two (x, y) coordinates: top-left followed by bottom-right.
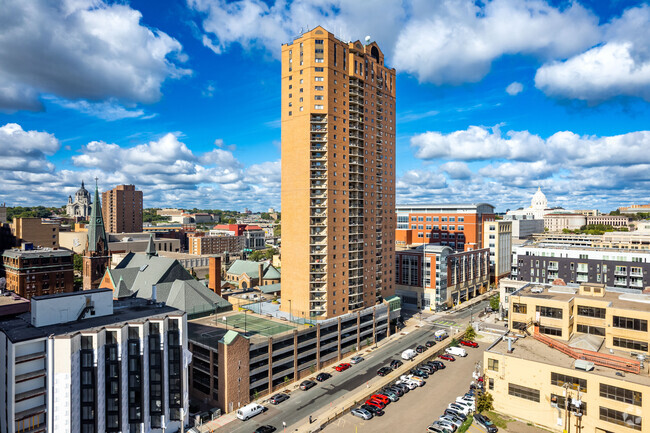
(225, 313), (295, 337)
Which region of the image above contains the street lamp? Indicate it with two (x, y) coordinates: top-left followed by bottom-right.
(288, 299), (292, 324)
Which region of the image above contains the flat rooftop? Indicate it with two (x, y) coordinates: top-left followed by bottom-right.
(0, 298), (181, 343)
(520, 243), (650, 254)
(3, 248), (71, 258)
(488, 334), (650, 386)
(514, 283), (650, 313)
(396, 203), (494, 212)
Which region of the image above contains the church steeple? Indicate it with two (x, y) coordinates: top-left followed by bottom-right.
(145, 233), (157, 257)
(87, 179), (108, 254)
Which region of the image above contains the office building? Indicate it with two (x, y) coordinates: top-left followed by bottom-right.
(280, 27), (397, 319)
(83, 183), (111, 291)
(66, 180), (92, 219)
(395, 245), (490, 310)
(485, 282), (650, 433)
(102, 184), (143, 233)
(587, 215), (630, 227)
(484, 220), (512, 284)
(2, 246), (74, 299)
(575, 209), (600, 217)
(514, 244), (650, 289)
(0, 289), (189, 433)
(11, 217), (59, 249)
(619, 204), (650, 215)
(210, 224), (265, 250)
(544, 213), (588, 232)
(188, 233), (245, 255)
(396, 203), (495, 251)
(504, 214), (545, 239)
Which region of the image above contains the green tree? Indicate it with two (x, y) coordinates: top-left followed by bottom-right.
(73, 254), (83, 273)
(260, 212), (271, 220)
(464, 324), (476, 341)
(450, 338), (460, 347)
(476, 392), (494, 413)
(489, 294), (500, 312)
(273, 223), (281, 237)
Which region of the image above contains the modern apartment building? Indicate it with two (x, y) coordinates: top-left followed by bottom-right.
(0, 289), (189, 433)
(484, 220), (512, 284)
(188, 233), (245, 255)
(485, 282), (650, 433)
(395, 245), (490, 310)
(280, 27), (397, 319)
(514, 244), (650, 289)
(10, 217), (59, 249)
(2, 246), (74, 299)
(396, 203), (495, 251)
(102, 184), (143, 233)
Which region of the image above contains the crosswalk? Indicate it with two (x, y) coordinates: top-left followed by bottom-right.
(433, 320), (460, 328)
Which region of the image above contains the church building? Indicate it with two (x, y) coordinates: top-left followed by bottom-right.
(66, 180), (92, 218)
(83, 181), (111, 290)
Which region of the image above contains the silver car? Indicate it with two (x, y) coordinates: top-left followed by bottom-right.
(351, 408), (373, 420)
(350, 356), (365, 364)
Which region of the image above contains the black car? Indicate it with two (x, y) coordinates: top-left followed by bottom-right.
(410, 368), (428, 378)
(444, 408), (467, 421)
(377, 366), (393, 376)
(254, 426), (277, 433)
(316, 372), (331, 382)
(361, 404), (385, 416)
(390, 359), (403, 369)
(385, 386), (404, 397)
(300, 380), (316, 390)
(432, 360), (445, 369)
(474, 413), (498, 433)
(415, 345), (426, 353)
(425, 340), (436, 348)
(392, 382), (410, 393)
(424, 361), (438, 371)
(269, 393), (289, 405)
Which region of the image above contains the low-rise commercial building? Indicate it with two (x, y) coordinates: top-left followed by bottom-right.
(484, 220), (512, 284)
(188, 233), (245, 255)
(619, 204), (650, 214)
(11, 217), (59, 249)
(544, 213), (588, 232)
(504, 215), (545, 239)
(587, 215), (630, 227)
(485, 282), (650, 433)
(2, 246), (73, 299)
(0, 289), (189, 433)
(211, 224), (266, 250)
(396, 203), (495, 251)
(395, 245), (490, 310)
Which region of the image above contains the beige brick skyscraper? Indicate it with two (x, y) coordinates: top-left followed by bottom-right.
(102, 184), (143, 233)
(281, 27), (397, 320)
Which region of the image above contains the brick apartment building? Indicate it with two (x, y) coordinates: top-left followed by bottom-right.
(2, 246), (74, 299)
(102, 184), (143, 233)
(11, 217), (59, 249)
(396, 203), (495, 251)
(188, 233), (245, 255)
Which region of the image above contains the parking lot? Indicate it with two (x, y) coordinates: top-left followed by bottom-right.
(321, 343), (485, 433)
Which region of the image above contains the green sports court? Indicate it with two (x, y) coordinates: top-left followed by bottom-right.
(224, 313), (295, 337)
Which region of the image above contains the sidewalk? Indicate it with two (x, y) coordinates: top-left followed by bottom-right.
(196, 316), (427, 432)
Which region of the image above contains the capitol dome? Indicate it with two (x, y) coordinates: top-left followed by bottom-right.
(531, 186), (547, 209)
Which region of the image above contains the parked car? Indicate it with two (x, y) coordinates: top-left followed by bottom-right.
(377, 366), (393, 376)
(316, 372), (331, 382)
(365, 399), (386, 410)
(254, 426), (277, 433)
(350, 356), (365, 364)
(474, 413), (499, 433)
(419, 365), (434, 374)
(361, 404), (385, 416)
(439, 414), (463, 428)
(425, 340), (436, 347)
(460, 340), (479, 348)
(351, 408), (373, 420)
(391, 382), (410, 393)
(444, 408), (467, 421)
(410, 368), (428, 378)
(370, 394), (391, 405)
(335, 363), (351, 372)
(236, 403), (265, 421)
(390, 359), (403, 369)
(436, 420), (457, 432)
(416, 345), (426, 353)
(432, 360), (446, 369)
(426, 425), (448, 433)
(439, 354), (456, 361)
(382, 388), (401, 400)
(448, 403), (470, 416)
(454, 398), (475, 412)
(430, 422), (454, 433)
(445, 347), (467, 357)
(299, 380), (316, 390)
(269, 393), (289, 405)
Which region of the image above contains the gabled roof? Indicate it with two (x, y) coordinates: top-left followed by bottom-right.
(259, 283), (281, 294)
(226, 260), (281, 279)
(155, 279), (230, 314)
(221, 330), (243, 345)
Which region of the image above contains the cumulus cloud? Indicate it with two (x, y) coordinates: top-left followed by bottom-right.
(440, 161), (472, 180)
(506, 82), (524, 96)
(0, 123), (59, 173)
(0, 0), (190, 112)
(535, 5), (650, 103)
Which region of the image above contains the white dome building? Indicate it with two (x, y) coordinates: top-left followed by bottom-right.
(66, 181), (92, 219)
(507, 187), (552, 220)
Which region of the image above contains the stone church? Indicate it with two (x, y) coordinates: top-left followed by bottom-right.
(66, 180), (92, 218)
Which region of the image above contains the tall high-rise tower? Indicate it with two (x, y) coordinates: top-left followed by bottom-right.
(102, 184), (143, 233)
(281, 27), (397, 320)
(83, 181), (111, 290)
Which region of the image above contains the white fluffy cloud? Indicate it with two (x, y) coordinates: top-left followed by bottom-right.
(0, 123), (59, 173)
(535, 5), (650, 103)
(506, 82), (524, 96)
(0, 0), (190, 112)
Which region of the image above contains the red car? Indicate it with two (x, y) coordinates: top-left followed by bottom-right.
(439, 354), (456, 362)
(460, 340), (479, 348)
(335, 363), (351, 372)
(370, 394), (390, 405)
(365, 399), (386, 409)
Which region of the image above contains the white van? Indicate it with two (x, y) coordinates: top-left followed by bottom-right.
(445, 346), (467, 357)
(434, 330), (448, 341)
(236, 403), (265, 421)
(401, 349), (417, 360)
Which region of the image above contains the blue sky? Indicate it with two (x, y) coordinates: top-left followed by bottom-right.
(0, 0), (649, 213)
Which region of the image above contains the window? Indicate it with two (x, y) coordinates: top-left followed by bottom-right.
(487, 358), (499, 371)
(508, 383), (540, 402)
(613, 316), (648, 332)
(551, 372), (587, 391)
(512, 303), (527, 314)
(315, 67), (324, 72)
(599, 406), (642, 431)
(458, 217), (464, 222)
(539, 325), (562, 337)
(536, 305), (563, 319)
(600, 383), (642, 406)
(315, 77), (324, 81)
(552, 394), (587, 415)
(314, 105), (324, 110)
(613, 337), (648, 352)
(577, 305), (606, 318)
(315, 95), (324, 100)
(576, 324), (605, 336)
(315, 39), (323, 44)
(489, 378), (494, 390)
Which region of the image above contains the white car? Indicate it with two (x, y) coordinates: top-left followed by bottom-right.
(455, 398), (475, 412)
(350, 356), (365, 364)
(396, 378), (418, 389)
(448, 402), (470, 416)
(439, 415), (463, 428)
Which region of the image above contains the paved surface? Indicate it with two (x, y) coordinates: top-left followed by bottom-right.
(320, 342), (485, 433)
